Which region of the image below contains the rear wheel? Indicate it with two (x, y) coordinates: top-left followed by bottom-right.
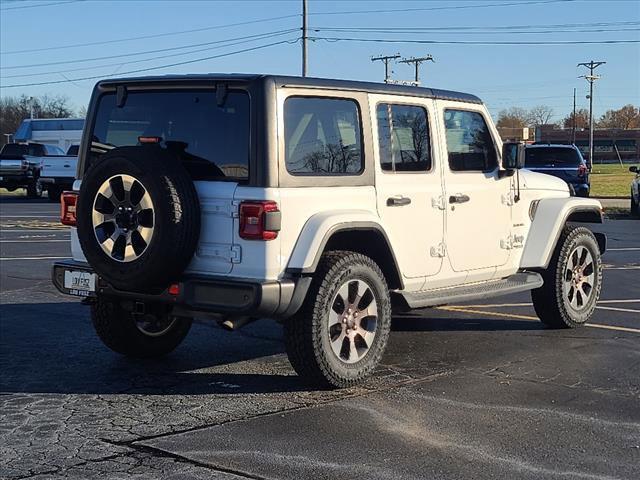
(532, 226), (602, 328)
(284, 251), (391, 388)
(631, 189), (639, 218)
(91, 296), (191, 358)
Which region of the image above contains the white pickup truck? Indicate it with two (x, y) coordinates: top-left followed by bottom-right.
(40, 144), (79, 201)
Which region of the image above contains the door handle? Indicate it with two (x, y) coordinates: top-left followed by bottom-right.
(449, 194), (470, 204)
(387, 196), (411, 207)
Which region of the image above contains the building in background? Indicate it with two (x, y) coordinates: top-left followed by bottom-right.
(535, 125), (639, 164)
(13, 118), (84, 152)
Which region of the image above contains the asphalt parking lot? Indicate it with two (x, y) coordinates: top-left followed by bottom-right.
(1, 197), (638, 480)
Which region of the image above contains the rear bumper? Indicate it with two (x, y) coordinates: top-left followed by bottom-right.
(52, 260), (309, 319)
(0, 172), (35, 186)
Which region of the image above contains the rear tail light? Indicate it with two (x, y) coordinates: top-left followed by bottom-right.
(61, 191), (78, 226)
(577, 164), (588, 177)
(239, 200), (280, 240)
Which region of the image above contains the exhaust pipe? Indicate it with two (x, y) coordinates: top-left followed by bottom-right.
(218, 316), (257, 331)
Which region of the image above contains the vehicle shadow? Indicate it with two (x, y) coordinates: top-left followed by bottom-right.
(392, 313), (544, 332)
(1, 301), (543, 396)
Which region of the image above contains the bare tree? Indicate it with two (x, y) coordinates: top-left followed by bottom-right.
(528, 105), (555, 126)
(0, 94), (76, 147)
(496, 107), (530, 130)
(597, 104), (640, 129)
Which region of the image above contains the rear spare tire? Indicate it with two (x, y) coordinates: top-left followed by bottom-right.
(76, 146), (200, 292)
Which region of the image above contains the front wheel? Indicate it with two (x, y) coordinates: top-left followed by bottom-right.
(284, 251), (392, 388)
(532, 226), (602, 328)
(26, 178), (43, 198)
(91, 297), (192, 358)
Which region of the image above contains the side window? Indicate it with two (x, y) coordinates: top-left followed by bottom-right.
(284, 97), (363, 175)
(444, 109), (497, 172)
(377, 103), (431, 172)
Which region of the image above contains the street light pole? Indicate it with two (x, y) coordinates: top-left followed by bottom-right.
(578, 60), (605, 169)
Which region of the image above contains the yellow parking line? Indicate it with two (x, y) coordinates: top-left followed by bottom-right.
(584, 324), (640, 334)
(437, 306), (640, 334)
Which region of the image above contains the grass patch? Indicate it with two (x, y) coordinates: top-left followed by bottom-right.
(589, 163), (636, 197)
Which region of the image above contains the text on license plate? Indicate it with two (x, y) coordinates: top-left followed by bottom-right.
(64, 270), (96, 296)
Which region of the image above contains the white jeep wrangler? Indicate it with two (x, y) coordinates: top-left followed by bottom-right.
(53, 75), (606, 388)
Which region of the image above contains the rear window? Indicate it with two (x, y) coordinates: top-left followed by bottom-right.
(89, 89), (250, 181)
(525, 147), (582, 167)
(284, 96), (363, 175)
(1, 144), (43, 157)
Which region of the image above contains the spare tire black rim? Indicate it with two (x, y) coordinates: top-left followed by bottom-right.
(92, 174), (155, 262)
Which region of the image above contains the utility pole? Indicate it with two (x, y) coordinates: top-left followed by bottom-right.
(399, 55), (434, 85)
(571, 87), (576, 144)
(302, 0), (308, 77)
(371, 53), (401, 83)
(578, 60), (605, 169)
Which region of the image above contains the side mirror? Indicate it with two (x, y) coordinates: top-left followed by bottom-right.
(502, 142), (525, 170)
(629, 166), (638, 173)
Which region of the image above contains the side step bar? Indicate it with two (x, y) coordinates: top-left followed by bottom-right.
(399, 272), (543, 309)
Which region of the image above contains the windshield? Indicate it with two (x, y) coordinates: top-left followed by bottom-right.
(525, 147), (582, 167)
(89, 89), (250, 180)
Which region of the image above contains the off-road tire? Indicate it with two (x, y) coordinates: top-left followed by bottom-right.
(284, 251), (392, 388)
(91, 296), (191, 358)
(26, 178), (43, 198)
(77, 145), (200, 292)
(531, 225), (602, 328)
(47, 185), (62, 202)
(631, 189), (639, 218)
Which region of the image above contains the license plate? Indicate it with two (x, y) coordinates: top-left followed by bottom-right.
(64, 270), (96, 297)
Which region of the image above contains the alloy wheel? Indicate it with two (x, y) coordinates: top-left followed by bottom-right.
(328, 279), (378, 364)
(92, 174), (155, 262)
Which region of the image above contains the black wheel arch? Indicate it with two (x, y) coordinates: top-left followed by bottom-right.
(285, 222), (404, 291)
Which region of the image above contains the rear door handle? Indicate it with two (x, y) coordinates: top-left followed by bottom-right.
(387, 196), (411, 207)
(449, 194), (470, 204)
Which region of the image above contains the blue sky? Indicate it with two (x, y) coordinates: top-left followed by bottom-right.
(1, 0), (639, 123)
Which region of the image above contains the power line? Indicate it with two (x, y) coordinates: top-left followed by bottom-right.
(0, 38), (299, 89)
(0, 31), (299, 80)
(308, 0), (575, 15)
(398, 55), (435, 85)
(0, 14), (300, 55)
(0, 29), (299, 70)
(312, 27), (640, 35)
(311, 20), (640, 32)
(309, 36), (640, 45)
(0, 0), (82, 11)
(578, 60), (606, 168)
(371, 54), (401, 83)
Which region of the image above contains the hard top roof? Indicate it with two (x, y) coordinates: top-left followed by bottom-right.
(96, 73), (482, 105)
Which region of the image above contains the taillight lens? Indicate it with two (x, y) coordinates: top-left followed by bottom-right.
(61, 191), (78, 226)
(577, 164), (588, 177)
(239, 201), (280, 240)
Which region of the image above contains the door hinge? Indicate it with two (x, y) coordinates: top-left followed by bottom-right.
(431, 196), (446, 210)
(231, 200), (241, 218)
(230, 245), (242, 263)
(197, 244), (242, 263)
(500, 234), (524, 250)
(501, 192), (515, 206)
(430, 243), (446, 258)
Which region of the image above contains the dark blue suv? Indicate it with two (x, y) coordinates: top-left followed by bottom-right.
(524, 144), (590, 197)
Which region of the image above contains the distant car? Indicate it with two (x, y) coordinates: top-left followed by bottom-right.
(524, 144), (590, 197)
(0, 142), (66, 198)
(630, 165), (639, 218)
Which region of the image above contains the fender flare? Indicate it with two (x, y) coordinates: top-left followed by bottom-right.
(520, 197), (604, 269)
(285, 210), (403, 287)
